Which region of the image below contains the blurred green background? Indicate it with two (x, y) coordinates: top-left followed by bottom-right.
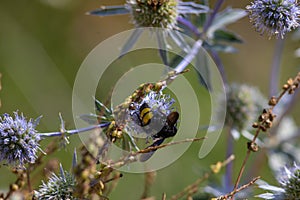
(0, 0), (299, 199)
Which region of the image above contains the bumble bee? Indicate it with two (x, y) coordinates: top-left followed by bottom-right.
(129, 102), (154, 127)
(139, 103), (153, 127)
(139, 111), (179, 162)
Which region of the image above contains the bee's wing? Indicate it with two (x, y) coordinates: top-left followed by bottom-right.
(139, 138), (165, 162)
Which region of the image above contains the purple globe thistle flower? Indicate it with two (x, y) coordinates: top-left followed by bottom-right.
(246, 0), (300, 38)
(0, 112), (41, 166)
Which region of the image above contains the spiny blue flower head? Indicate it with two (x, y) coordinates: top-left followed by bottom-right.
(0, 112), (41, 166)
(246, 0), (300, 38)
(34, 165), (77, 200)
(278, 163), (300, 199)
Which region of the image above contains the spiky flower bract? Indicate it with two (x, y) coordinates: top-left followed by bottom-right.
(34, 166), (77, 200)
(0, 112), (41, 166)
(126, 0), (179, 29)
(257, 163), (300, 199)
(224, 84), (266, 131)
(246, 0), (300, 38)
(278, 163), (300, 199)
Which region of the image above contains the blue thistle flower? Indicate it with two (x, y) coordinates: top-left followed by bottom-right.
(34, 164), (77, 200)
(246, 0), (300, 38)
(278, 163), (300, 199)
(0, 112), (41, 166)
(256, 163), (300, 199)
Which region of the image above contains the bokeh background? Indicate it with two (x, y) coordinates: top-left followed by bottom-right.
(0, 0), (299, 199)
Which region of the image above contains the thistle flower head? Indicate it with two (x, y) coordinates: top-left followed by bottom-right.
(34, 165), (77, 200)
(278, 163), (300, 199)
(0, 112), (41, 166)
(256, 163), (300, 199)
(127, 91), (176, 138)
(126, 0), (179, 29)
(246, 0), (300, 38)
(224, 84), (266, 131)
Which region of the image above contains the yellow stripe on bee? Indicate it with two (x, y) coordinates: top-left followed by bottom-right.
(142, 112), (153, 125)
(140, 107), (153, 126)
(140, 107), (151, 117)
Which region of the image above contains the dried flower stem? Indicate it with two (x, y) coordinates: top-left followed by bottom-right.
(138, 137), (206, 154)
(162, 193), (167, 200)
(28, 138), (59, 172)
(231, 72), (300, 199)
(4, 169), (27, 200)
(104, 137), (206, 169)
(170, 155), (235, 200)
(225, 125), (234, 192)
(141, 171), (156, 199)
(270, 89), (299, 134)
(216, 176), (261, 200)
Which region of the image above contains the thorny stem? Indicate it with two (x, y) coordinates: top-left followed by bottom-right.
(103, 137), (206, 170)
(162, 193), (167, 200)
(4, 169), (27, 200)
(137, 137), (206, 154)
(269, 38), (285, 97)
(26, 169), (31, 192)
(38, 122), (110, 138)
(174, 0), (225, 73)
(141, 171), (156, 199)
(208, 49), (228, 84)
(170, 155), (235, 200)
(225, 126), (234, 192)
(231, 73), (300, 199)
(217, 176), (261, 200)
(177, 18), (229, 84)
(177, 16), (201, 37)
(270, 89), (300, 134)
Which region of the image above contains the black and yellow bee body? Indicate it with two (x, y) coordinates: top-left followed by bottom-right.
(139, 111), (179, 162)
(138, 103), (153, 127)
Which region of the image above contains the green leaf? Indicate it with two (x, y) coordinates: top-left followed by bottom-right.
(88, 5), (129, 16)
(207, 8), (247, 38)
(213, 29), (243, 43)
